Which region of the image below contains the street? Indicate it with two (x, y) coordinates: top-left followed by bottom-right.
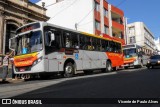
(0, 67), (160, 98)
(1, 67), (160, 107)
(13, 67), (160, 98)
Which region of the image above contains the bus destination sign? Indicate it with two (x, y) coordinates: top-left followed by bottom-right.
(17, 23), (40, 34)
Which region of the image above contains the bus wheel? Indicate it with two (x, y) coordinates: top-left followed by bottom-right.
(113, 67), (118, 71)
(63, 63), (74, 78)
(102, 61), (112, 72)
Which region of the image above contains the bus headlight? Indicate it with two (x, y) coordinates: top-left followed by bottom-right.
(158, 61), (160, 64)
(33, 57), (43, 66)
(147, 61), (150, 63)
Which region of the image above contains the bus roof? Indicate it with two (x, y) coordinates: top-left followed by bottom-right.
(16, 21), (122, 44)
(46, 22), (122, 44)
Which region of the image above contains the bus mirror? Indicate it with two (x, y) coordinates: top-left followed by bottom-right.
(50, 33), (55, 41)
(9, 38), (17, 51)
(49, 33), (55, 46)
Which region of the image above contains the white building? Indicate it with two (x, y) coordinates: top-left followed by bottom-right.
(36, 0), (126, 45)
(154, 38), (160, 54)
(126, 22), (155, 54)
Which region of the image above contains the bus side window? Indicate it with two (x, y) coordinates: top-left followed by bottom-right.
(92, 37), (96, 51)
(66, 37), (70, 48)
(50, 32), (60, 49)
(63, 32), (72, 48)
(116, 43), (121, 53)
(107, 41), (111, 52)
(92, 38), (101, 51)
(85, 37), (92, 51)
(96, 39), (101, 51)
(79, 35), (85, 50)
(83, 36), (88, 50)
(71, 33), (79, 49)
(113, 42), (117, 53)
(44, 26), (61, 54)
(112, 42), (115, 52)
(101, 40), (106, 51)
(106, 41), (109, 51)
(114, 42), (118, 53)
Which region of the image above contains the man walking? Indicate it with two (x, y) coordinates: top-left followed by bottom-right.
(0, 51), (14, 82)
(2, 52), (10, 82)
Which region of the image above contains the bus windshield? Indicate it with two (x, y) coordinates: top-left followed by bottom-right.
(123, 48), (137, 57)
(16, 31), (42, 55)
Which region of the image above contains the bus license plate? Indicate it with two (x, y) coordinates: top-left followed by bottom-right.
(20, 68), (25, 72)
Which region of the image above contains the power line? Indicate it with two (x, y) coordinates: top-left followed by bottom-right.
(50, 0), (78, 19)
(78, 20), (94, 26)
(115, 0), (127, 7)
(77, 6), (96, 25)
(45, 0), (127, 25)
(77, 0), (127, 27)
(44, 0), (65, 7)
(45, 2), (57, 8)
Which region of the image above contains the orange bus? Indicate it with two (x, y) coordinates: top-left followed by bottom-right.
(123, 44), (149, 68)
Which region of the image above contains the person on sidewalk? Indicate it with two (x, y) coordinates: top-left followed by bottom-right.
(10, 56), (15, 80)
(1, 51), (14, 82)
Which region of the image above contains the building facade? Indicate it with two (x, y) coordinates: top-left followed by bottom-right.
(154, 38), (160, 54)
(37, 0), (125, 45)
(0, 0), (49, 54)
(126, 22), (155, 54)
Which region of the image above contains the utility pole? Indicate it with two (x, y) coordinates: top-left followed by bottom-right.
(125, 17), (129, 45)
(75, 23), (78, 30)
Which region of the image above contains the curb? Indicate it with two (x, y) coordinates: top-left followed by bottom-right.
(0, 78), (24, 84)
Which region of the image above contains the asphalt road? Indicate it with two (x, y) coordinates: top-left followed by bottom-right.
(14, 67), (160, 98)
(1, 67), (160, 107)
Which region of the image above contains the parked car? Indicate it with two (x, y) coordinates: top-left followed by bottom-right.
(146, 55), (160, 69)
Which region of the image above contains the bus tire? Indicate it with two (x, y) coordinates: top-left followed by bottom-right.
(63, 63), (74, 78)
(113, 67), (118, 71)
(102, 61), (112, 72)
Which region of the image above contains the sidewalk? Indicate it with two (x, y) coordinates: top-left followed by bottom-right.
(0, 67), (23, 84)
(0, 78), (24, 84)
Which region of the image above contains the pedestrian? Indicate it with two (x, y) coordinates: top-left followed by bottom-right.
(1, 51), (14, 82)
(0, 52), (3, 81)
(10, 57), (15, 80)
(1, 52), (10, 82)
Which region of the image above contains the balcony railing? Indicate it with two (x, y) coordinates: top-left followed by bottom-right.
(112, 20), (124, 31)
(111, 5), (124, 17)
(94, 10), (101, 21)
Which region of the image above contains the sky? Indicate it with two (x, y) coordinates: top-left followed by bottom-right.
(30, 0), (160, 39)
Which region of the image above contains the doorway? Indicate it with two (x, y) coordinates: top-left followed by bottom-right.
(5, 23), (18, 54)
